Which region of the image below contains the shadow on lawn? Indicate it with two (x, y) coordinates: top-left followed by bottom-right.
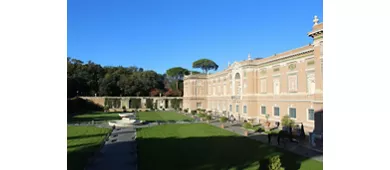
(68, 143), (101, 170)
(136, 135), (323, 170)
(67, 133), (109, 140)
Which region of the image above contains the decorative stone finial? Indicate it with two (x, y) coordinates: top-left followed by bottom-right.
(248, 53), (252, 60)
(313, 15), (319, 26)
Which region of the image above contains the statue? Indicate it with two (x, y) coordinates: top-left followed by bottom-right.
(248, 53), (252, 60)
(313, 15), (319, 26)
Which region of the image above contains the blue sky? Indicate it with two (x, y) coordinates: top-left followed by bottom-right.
(68, 0), (323, 74)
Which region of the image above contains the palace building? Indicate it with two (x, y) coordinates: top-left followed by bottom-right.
(183, 16), (323, 133)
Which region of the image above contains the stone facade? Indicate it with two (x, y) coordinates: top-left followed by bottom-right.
(183, 17), (323, 133)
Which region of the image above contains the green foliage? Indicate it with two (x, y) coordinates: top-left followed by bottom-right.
(243, 122), (253, 129)
(146, 99), (154, 109)
(122, 106), (127, 112)
(205, 115), (212, 121)
(268, 155), (284, 170)
(281, 115), (295, 127)
(220, 116), (228, 123)
(191, 110), (197, 115)
(154, 101), (158, 110)
(198, 113), (206, 118)
(104, 98), (121, 108)
(104, 105), (109, 112)
(192, 58), (219, 74)
(130, 99), (141, 109)
(170, 99), (182, 110)
(166, 67), (190, 80)
(67, 57), (171, 98)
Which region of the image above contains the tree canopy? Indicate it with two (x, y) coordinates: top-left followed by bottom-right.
(166, 67), (190, 80)
(192, 58), (219, 74)
(68, 57), (167, 98)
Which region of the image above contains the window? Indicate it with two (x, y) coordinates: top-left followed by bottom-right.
(243, 105), (247, 113)
(289, 108), (296, 118)
(273, 78), (280, 95)
(196, 102), (202, 108)
(288, 74), (298, 92)
(261, 79), (267, 93)
(307, 72), (315, 94)
(229, 104), (232, 112)
(308, 109), (315, 121)
(274, 107), (280, 116)
(261, 106), (266, 115)
(236, 105), (239, 113)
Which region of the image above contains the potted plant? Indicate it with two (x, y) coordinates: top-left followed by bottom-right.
(191, 110), (197, 117)
(205, 115), (212, 123)
(220, 116), (228, 128)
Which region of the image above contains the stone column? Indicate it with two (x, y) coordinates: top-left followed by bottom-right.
(141, 98), (147, 109)
(168, 99), (172, 109)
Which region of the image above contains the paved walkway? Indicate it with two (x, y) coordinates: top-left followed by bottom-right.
(86, 126), (137, 170)
(208, 121), (323, 162)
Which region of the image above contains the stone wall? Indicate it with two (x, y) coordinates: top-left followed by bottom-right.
(79, 96), (183, 110)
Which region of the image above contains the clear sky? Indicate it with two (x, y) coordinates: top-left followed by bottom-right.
(68, 0), (323, 74)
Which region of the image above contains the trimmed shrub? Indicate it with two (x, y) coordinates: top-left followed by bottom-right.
(220, 116), (228, 123)
(205, 115), (212, 121)
(198, 113), (206, 118)
(281, 115), (295, 127)
(268, 155), (284, 170)
(122, 106), (127, 113)
(184, 108), (189, 113)
(191, 110), (197, 115)
(243, 122), (253, 129)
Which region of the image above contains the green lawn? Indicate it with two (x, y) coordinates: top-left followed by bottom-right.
(69, 112), (121, 123)
(67, 126), (111, 170)
(137, 111), (193, 121)
(137, 124), (323, 170)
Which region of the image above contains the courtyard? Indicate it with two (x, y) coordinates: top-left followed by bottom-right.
(67, 111), (323, 170)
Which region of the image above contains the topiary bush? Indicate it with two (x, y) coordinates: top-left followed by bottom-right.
(243, 122), (253, 129)
(220, 116), (228, 123)
(184, 108), (189, 113)
(198, 113), (206, 118)
(268, 155), (284, 170)
(191, 110), (197, 115)
(281, 115), (295, 128)
(122, 106), (127, 113)
(205, 115), (212, 121)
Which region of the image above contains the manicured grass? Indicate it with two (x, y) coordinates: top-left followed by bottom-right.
(137, 111), (193, 121)
(67, 126), (111, 170)
(137, 124), (323, 170)
(69, 112), (121, 123)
